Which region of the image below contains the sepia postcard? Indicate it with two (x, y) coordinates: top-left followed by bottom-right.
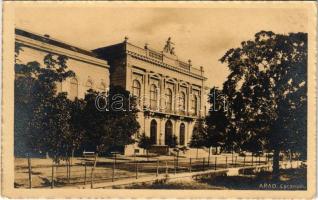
(1, 1), (317, 199)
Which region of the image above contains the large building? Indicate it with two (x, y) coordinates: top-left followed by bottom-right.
(15, 28), (110, 100)
(15, 28), (209, 155)
(93, 38), (208, 154)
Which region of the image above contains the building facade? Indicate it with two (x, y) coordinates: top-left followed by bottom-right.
(15, 28), (210, 155)
(94, 38), (208, 155)
(15, 29), (110, 99)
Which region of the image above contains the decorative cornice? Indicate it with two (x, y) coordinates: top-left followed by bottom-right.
(126, 50), (206, 81)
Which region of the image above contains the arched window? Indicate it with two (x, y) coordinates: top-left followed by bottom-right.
(179, 123), (185, 146)
(150, 84), (158, 110)
(150, 120), (157, 145)
(132, 80), (141, 98)
(165, 120), (173, 146)
(165, 88), (173, 112)
(100, 82), (106, 92)
(86, 79), (93, 91)
(69, 78), (78, 100)
(179, 92), (186, 114)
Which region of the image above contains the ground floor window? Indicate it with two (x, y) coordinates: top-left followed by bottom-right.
(179, 123), (185, 146)
(165, 120), (173, 145)
(150, 119), (157, 144)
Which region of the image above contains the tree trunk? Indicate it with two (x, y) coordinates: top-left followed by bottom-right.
(273, 147), (280, 180)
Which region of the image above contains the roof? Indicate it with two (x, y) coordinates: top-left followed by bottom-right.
(15, 28), (100, 58)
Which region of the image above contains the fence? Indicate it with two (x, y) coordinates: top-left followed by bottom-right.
(15, 153), (301, 189)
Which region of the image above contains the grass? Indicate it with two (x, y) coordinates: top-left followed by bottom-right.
(115, 179), (225, 189)
(197, 168), (306, 190)
(117, 168), (307, 190)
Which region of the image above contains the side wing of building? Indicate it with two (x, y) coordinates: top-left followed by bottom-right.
(15, 28), (110, 100)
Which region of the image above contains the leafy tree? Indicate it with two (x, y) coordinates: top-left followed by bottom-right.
(138, 133), (153, 160)
(220, 31), (307, 176)
(29, 93), (75, 162)
(189, 117), (206, 159)
(166, 134), (178, 148)
(15, 45), (76, 161)
(81, 86), (140, 155)
(206, 87), (229, 154)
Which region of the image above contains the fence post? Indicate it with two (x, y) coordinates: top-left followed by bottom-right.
(27, 155), (32, 189)
(68, 160), (71, 183)
(176, 154), (179, 173)
(66, 160), (69, 182)
(243, 156), (246, 167)
(165, 161), (168, 176)
(214, 157), (217, 170)
(202, 158), (205, 171)
(232, 153), (234, 165)
(189, 158), (192, 173)
(83, 162), (87, 186)
(112, 155), (115, 182)
(135, 160), (139, 179)
(156, 159), (159, 177)
(290, 156), (293, 169)
(258, 155), (261, 165)
(51, 160), (54, 189)
(90, 155), (97, 189)
(225, 156), (228, 168)
(234, 156), (237, 167)
(251, 154), (254, 166)
(297, 156), (300, 168)
(208, 153), (210, 167)
(174, 156), (177, 175)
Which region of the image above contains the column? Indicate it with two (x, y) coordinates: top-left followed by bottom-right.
(143, 71), (149, 108)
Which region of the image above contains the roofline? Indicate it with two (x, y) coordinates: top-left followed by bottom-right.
(15, 28), (100, 59)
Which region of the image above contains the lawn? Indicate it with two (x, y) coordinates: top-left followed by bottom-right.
(119, 168), (307, 190)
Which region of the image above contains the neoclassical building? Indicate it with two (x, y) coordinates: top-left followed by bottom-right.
(15, 28), (209, 155)
(15, 28), (110, 100)
(94, 38), (208, 154)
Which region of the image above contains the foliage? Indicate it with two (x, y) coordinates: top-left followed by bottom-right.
(138, 133), (154, 150)
(205, 87), (229, 151)
(166, 134), (178, 148)
(219, 31), (307, 174)
(81, 86), (140, 155)
(189, 117), (207, 148)
(15, 45), (76, 161)
(138, 133), (153, 159)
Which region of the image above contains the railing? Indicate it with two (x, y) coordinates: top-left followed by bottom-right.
(126, 43), (203, 76)
(190, 67), (203, 76)
(14, 153), (304, 189)
(179, 61), (190, 70)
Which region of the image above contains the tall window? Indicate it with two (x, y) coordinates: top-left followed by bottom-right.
(132, 80), (141, 98)
(86, 80), (93, 91)
(165, 88), (173, 112)
(192, 95), (198, 115)
(69, 78), (78, 100)
(179, 123), (185, 146)
(179, 92), (186, 114)
(150, 84), (158, 110)
(150, 120), (157, 145)
(165, 120), (173, 145)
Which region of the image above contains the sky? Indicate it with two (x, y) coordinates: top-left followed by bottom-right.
(14, 3), (309, 88)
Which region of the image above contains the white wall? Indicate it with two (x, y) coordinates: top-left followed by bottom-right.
(16, 44), (110, 99)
